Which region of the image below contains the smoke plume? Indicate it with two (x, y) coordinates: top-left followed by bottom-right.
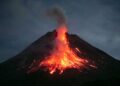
(46, 7), (66, 26)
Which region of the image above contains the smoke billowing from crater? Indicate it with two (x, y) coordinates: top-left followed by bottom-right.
(46, 7), (66, 26)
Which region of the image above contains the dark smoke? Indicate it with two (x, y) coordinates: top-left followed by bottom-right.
(46, 7), (66, 25)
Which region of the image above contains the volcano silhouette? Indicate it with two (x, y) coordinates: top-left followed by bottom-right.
(0, 30), (120, 86)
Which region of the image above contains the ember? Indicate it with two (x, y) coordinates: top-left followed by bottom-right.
(39, 24), (89, 74)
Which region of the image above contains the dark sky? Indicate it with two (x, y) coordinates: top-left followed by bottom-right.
(0, 0), (120, 62)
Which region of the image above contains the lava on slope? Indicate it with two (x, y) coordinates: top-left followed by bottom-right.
(40, 25), (88, 74)
(28, 24), (96, 75)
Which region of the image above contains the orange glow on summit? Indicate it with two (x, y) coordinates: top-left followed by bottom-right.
(39, 24), (88, 74)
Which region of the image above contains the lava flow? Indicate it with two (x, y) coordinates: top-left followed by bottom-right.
(39, 24), (89, 74)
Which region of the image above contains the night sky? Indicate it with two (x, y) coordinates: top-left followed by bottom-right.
(0, 0), (120, 62)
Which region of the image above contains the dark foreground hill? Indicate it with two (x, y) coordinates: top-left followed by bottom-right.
(0, 31), (120, 86)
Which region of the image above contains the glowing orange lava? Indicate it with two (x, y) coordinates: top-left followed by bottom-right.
(39, 24), (88, 74)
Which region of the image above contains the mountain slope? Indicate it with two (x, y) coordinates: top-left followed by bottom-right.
(0, 31), (120, 86)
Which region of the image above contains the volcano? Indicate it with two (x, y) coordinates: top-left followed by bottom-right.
(0, 8), (120, 86)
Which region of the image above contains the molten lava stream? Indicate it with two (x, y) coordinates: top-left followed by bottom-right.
(39, 24), (88, 74)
